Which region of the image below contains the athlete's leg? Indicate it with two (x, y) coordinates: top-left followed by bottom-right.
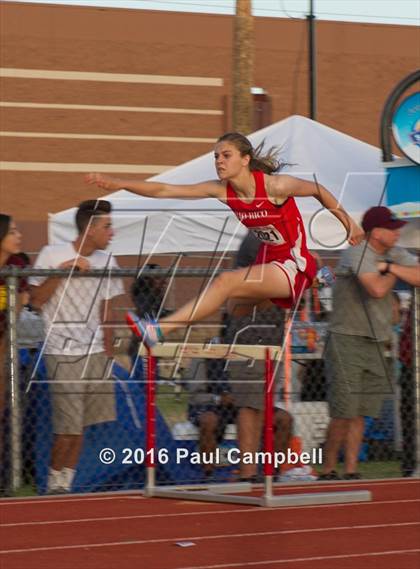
(160, 264), (291, 335)
(237, 407), (263, 479)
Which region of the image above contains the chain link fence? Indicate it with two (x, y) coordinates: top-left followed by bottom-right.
(0, 265), (418, 496)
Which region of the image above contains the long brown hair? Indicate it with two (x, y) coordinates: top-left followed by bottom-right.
(0, 214), (11, 250)
(217, 132), (285, 174)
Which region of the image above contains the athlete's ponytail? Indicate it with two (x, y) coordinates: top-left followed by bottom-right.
(217, 132), (285, 174)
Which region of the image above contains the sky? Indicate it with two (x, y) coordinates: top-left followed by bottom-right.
(5, 0), (420, 26)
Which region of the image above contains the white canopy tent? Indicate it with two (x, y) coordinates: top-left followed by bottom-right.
(49, 115), (400, 255)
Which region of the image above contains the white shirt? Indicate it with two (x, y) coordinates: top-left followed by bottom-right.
(30, 243), (124, 355)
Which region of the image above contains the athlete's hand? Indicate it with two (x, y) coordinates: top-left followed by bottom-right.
(348, 222), (365, 246)
(85, 173), (122, 192)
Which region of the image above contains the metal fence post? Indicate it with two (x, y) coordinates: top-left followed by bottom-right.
(7, 272), (22, 492)
(413, 287), (420, 477)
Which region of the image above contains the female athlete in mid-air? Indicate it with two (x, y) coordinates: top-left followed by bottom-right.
(86, 132), (364, 346)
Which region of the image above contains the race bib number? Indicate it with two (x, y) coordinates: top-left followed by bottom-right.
(251, 225), (285, 245)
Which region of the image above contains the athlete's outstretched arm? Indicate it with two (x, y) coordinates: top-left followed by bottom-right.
(85, 173), (223, 200)
(271, 175), (365, 245)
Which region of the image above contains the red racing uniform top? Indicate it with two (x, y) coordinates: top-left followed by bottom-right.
(226, 170), (317, 305)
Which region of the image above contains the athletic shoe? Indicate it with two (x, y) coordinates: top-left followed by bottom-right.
(46, 487), (68, 495)
(317, 265), (335, 287)
(126, 311), (162, 348)
(239, 475), (260, 484)
(402, 471), (414, 478)
(342, 472), (362, 480)
(279, 466), (317, 482)
(317, 470), (341, 480)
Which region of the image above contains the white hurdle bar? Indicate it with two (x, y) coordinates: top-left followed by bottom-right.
(139, 342), (282, 361)
(140, 342), (372, 507)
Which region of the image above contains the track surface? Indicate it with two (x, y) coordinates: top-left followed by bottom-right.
(1, 479), (419, 569)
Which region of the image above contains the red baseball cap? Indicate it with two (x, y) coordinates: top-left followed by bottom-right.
(361, 206), (406, 232)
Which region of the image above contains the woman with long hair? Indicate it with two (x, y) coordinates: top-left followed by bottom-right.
(0, 214), (27, 475)
(86, 132), (364, 346)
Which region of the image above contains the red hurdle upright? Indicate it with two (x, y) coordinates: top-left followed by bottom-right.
(145, 349), (157, 494)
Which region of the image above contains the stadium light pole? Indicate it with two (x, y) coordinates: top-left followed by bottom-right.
(307, 0), (317, 120)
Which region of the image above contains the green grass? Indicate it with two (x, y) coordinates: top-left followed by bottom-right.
(12, 484), (37, 497)
(349, 461), (401, 479)
(0, 483), (38, 498)
(314, 461), (402, 479)
(156, 383), (189, 427)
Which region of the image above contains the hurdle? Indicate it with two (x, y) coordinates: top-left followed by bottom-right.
(139, 342), (371, 507)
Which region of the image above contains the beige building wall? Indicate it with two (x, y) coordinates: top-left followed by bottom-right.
(0, 1), (418, 251)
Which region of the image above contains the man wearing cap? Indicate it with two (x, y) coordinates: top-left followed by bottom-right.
(319, 206), (419, 480)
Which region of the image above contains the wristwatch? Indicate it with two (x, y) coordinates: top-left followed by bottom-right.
(379, 260), (392, 276)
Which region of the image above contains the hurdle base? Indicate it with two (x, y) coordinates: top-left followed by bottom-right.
(156, 481), (252, 494)
(262, 489), (372, 507)
(146, 484), (371, 508)
(149, 482), (258, 506)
